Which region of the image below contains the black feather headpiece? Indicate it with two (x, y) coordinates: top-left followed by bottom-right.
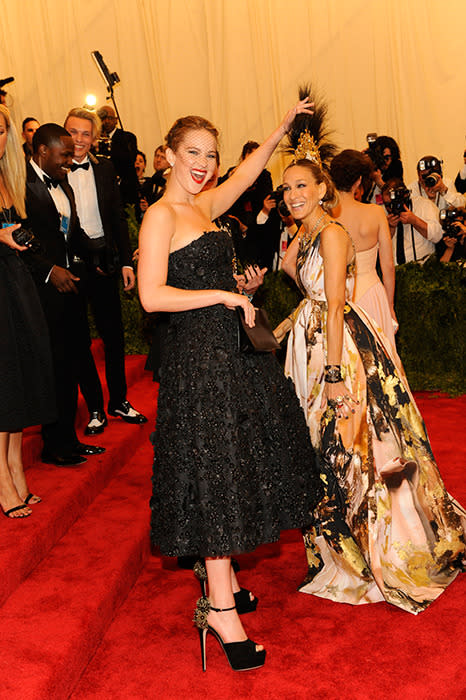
(283, 84), (337, 170)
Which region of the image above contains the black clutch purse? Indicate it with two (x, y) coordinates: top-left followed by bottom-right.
(237, 307), (280, 353)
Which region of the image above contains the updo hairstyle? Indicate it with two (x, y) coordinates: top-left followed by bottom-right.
(165, 115), (219, 153)
(284, 158), (339, 212)
(330, 149), (373, 192)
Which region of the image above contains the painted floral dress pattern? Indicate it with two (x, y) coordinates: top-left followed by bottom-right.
(285, 222), (465, 614)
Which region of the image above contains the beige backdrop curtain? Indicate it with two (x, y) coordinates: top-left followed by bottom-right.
(1, 0), (464, 184)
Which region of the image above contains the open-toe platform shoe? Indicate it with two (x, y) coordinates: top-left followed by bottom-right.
(193, 597), (266, 672)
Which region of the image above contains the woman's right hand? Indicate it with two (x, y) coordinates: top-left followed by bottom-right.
(0, 224), (28, 251)
(221, 291), (256, 327)
(279, 97), (314, 136)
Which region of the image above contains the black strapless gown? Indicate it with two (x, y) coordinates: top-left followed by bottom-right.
(0, 214), (56, 431)
(150, 230), (322, 557)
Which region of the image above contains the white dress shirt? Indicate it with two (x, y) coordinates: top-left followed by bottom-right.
(67, 157), (104, 239)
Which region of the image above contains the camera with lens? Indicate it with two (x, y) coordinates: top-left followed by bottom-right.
(439, 206), (465, 239)
(417, 156), (443, 189)
(12, 226), (40, 252)
(269, 186), (291, 218)
(387, 186), (411, 216)
(365, 132), (386, 171)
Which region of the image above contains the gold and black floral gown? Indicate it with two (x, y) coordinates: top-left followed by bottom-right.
(284, 222), (465, 614)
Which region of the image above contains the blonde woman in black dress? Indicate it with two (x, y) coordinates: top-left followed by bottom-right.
(0, 105), (55, 518)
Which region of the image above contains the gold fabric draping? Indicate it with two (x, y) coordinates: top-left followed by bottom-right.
(0, 0), (464, 184)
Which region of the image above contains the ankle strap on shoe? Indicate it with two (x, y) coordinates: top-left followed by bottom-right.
(193, 596), (236, 630)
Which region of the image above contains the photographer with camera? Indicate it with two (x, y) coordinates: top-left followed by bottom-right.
(64, 108), (146, 434)
(381, 178), (442, 264)
(250, 188), (298, 271)
(437, 207), (466, 262)
(408, 155), (465, 210)
(364, 134), (404, 204)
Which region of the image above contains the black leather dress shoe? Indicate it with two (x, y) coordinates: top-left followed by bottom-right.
(84, 410), (108, 436)
(72, 442), (106, 456)
(108, 400), (148, 424)
(41, 451), (87, 467)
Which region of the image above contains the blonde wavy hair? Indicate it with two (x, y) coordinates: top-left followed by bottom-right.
(64, 107), (102, 140)
(0, 105), (26, 218)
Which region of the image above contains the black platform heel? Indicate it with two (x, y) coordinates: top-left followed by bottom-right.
(193, 560), (258, 614)
(193, 596), (266, 672)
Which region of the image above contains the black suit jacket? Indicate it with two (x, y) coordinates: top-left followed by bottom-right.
(141, 171), (166, 205)
(23, 161), (87, 317)
(87, 153), (132, 269)
(110, 128), (139, 207)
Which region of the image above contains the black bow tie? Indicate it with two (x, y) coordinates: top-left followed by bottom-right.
(44, 175), (59, 189)
(70, 161), (90, 172)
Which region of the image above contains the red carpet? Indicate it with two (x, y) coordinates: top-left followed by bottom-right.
(0, 369), (464, 699)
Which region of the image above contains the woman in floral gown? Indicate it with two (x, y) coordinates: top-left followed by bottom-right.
(277, 100), (465, 614)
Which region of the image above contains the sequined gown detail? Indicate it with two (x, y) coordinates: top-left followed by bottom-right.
(285, 224), (465, 614)
(150, 229), (322, 558)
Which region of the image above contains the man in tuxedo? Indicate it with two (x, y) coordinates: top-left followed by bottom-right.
(64, 108), (147, 434)
(24, 123), (105, 465)
(141, 145), (169, 207)
(95, 105), (139, 212)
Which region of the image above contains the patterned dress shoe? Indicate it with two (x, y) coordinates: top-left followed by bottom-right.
(72, 442), (106, 456)
(85, 410), (108, 436)
(107, 400), (148, 424)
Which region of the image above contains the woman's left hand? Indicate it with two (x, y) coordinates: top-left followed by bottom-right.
(321, 380), (357, 420)
(0, 223), (28, 251)
(280, 97), (314, 135)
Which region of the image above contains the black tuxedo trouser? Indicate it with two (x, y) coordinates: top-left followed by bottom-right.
(77, 270), (127, 411)
(41, 282), (89, 453)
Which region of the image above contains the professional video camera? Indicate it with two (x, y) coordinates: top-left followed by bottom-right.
(439, 206), (466, 238)
(269, 186), (291, 218)
(417, 156), (443, 188)
(386, 185), (411, 216)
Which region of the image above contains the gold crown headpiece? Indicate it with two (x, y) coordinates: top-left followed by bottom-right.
(294, 129), (322, 168)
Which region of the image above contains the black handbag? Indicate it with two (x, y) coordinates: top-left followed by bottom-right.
(237, 307), (280, 353)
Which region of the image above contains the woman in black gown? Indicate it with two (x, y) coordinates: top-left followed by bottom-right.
(138, 100), (322, 671)
(0, 105), (55, 518)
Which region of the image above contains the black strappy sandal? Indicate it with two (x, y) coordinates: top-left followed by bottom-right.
(193, 596), (266, 672)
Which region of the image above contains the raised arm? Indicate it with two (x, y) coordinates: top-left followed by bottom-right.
(199, 98), (313, 221)
(137, 203), (256, 325)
